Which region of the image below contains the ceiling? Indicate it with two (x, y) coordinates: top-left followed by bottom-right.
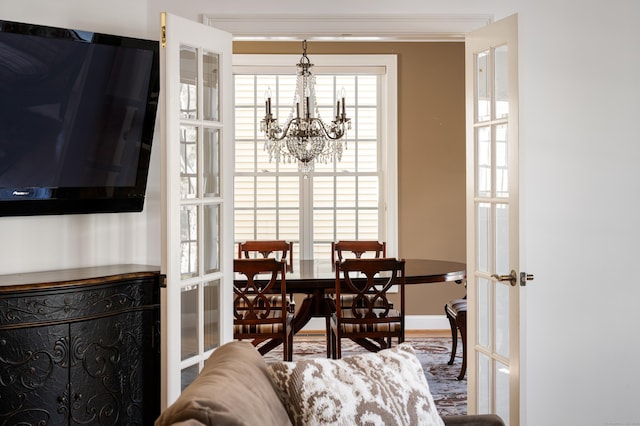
(204, 14), (493, 42)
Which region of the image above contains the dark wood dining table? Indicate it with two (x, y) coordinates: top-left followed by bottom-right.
(235, 258), (466, 335)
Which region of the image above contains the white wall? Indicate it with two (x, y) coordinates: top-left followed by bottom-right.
(517, 1), (640, 425)
(0, 0), (162, 274)
(0, 0), (150, 39)
(146, 0), (513, 23)
(2, 1), (639, 424)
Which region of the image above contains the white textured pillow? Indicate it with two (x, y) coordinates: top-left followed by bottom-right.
(266, 343), (445, 426)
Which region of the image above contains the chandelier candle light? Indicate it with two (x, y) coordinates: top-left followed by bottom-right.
(261, 40), (352, 172)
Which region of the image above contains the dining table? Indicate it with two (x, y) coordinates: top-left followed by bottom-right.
(234, 258), (466, 335)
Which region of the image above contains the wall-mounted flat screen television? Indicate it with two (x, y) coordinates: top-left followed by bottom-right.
(0, 19), (160, 217)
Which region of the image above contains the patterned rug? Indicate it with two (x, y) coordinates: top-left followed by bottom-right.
(263, 336), (467, 417)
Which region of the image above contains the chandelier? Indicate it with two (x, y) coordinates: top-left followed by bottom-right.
(260, 40), (351, 172)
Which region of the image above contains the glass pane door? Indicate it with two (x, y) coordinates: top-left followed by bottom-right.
(160, 12), (233, 407)
(466, 14), (520, 426)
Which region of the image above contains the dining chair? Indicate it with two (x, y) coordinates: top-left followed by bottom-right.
(233, 258), (294, 361)
(238, 240), (294, 269)
(331, 240), (386, 263)
(445, 296), (467, 380)
(325, 240), (388, 356)
(238, 240), (296, 316)
(329, 257), (405, 359)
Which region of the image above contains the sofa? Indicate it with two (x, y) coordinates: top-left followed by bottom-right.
(155, 341), (505, 426)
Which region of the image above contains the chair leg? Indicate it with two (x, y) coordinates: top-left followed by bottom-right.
(330, 327), (341, 359)
(282, 337), (288, 362)
(445, 305), (458, 365)
(325, 315), (332, 358)
(286, 331), (294, 362)
(456, 310), (467, 380)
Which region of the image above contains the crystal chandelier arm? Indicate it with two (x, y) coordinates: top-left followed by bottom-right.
(318, 117), (351, 140)
(262, 116), (299, 141)
(263, 116), (351, 142)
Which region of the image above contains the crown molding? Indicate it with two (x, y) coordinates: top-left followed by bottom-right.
(203, 14), (493, 42)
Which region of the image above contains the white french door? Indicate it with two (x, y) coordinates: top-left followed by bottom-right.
(159, 13), (234, 407)
(466, 14), (523, 426)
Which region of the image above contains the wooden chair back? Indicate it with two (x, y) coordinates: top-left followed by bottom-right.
(331, 240), (386, 263)
(233, 258), (293, 361)
(330, 257), (405, 358)
(238, 240), (294, 269)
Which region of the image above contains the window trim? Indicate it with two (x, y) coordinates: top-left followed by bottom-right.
(232, 54), (398, 257)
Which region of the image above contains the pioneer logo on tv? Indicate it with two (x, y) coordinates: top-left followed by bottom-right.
(3, 189), (52, 199)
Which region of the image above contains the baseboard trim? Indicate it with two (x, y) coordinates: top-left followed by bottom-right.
(300, 315), (450, 333)
(405, 315), (450, 331)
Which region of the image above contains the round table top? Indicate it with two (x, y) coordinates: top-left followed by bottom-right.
(257, 258), (466, 290)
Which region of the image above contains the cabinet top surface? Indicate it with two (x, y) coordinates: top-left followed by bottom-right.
(0, 264), (161, 292)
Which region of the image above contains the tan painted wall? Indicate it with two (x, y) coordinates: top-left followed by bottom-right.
(234, 41), (467, 315)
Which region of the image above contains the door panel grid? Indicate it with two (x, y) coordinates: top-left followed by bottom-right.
(161, 13), (233, 406)
(466, 14), (519, 425)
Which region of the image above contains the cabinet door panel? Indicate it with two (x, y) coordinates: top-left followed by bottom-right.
(69, 310), (158, 425)
(0, 324), (68, 425)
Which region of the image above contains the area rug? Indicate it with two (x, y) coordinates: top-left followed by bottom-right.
(263, 336), (467, 417)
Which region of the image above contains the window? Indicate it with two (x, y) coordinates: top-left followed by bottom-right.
(233, 54), (397, 260)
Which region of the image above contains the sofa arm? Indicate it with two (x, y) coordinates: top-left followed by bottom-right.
(442, 414), (505, 426)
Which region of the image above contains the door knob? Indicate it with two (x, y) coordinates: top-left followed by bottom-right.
(491, 270), (517, 286)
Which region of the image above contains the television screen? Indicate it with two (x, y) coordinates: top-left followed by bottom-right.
(0, 19), (160, 216)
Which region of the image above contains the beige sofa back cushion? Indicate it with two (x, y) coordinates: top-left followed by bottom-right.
(155, 341), (292, 426)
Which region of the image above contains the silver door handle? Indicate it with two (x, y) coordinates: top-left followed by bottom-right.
(491, 270), (517, 286)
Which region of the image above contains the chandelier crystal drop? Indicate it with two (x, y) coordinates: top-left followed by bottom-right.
(260, 40), (351, 173)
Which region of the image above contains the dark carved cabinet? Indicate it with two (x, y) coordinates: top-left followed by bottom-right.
(0, 265), (161, 425)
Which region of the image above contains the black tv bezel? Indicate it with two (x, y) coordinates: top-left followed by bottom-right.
(0, 19), (160, 217)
